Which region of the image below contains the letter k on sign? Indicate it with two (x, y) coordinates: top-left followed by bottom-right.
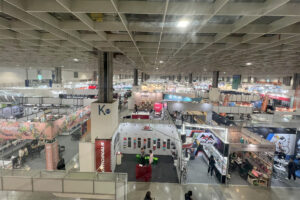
(98, 105), (106, 115)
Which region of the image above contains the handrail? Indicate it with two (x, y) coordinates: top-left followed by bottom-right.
(0, 168), (127, 199)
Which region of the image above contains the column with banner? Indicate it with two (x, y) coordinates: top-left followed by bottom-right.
(90, 101), (118, 172)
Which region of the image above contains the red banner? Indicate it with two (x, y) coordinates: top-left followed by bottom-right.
(95, 139), (111, 172)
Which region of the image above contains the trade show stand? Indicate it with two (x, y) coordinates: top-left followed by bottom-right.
(112, 121), (181, 183)
(181, 123), (275, 186)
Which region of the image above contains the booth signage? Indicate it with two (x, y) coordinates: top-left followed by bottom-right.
(95, 139), (112, 172)
(230, 143), (275, 152)
(98, 105), (111, 116)
(163, 94), (192, 102)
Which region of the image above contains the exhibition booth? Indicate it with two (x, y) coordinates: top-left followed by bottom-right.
(181, 123), (276, 187)
(0, 105), (91, 170)
(112, 121), (181, 183)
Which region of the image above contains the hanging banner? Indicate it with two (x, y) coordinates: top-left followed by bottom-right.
(95, 139), (112, 172)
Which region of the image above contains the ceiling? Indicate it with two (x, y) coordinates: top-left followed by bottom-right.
(0, 0), (300, 76)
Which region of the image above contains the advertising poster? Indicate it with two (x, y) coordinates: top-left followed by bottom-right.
(267, 133), (296, 156)
(95, 139), (112, 172)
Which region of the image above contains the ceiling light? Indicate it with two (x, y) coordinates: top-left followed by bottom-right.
(61, 65), (64, 68)
(156, 67), (159, 70)
(246, 62), (252, 66)
(177, 20), (190, 28)
(73, 58), (79, 62)
(159, 60), (164, 64)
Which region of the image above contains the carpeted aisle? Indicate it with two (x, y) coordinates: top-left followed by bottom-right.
(115, 154), (179, 183)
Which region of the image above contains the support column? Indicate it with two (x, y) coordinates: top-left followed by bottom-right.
(232, 75), (241, 90)
(133, 68), (138, 86)
(93, 71), (97, 81)
(293, 73), (300, 90)
(25, 69), (29, 87)
(141, 72), (144, 83)
(45, 139), (59, 171)
(247, 76), (251, 83)
(189, 73), (192, 84)
(98, 51), (113, 103)
(55, 67), (62, 84)
(212, 71), (219, 88)
(283, 76), (292, 86)
(177, 74), (181, 82)
(86, 51), (118, 173)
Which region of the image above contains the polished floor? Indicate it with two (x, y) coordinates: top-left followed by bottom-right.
(1, 181), (300, 200)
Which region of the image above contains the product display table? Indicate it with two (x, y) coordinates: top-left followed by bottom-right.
(136, 164), (152, 182)
(131, 112), (150, 119)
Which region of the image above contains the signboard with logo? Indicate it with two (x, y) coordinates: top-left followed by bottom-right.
(95, 139), (112, 172)
(163, 94), (192, 102)
(98, 104), (111, 115)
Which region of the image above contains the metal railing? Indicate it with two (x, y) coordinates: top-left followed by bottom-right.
(0, 169), (127, 200)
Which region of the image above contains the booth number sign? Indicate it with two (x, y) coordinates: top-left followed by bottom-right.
(98, 105), (111, 115)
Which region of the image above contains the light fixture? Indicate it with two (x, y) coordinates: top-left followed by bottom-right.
(61, 65), (64, 68)
(156, 67), (159, 70)
(246, 62), (252, 66)
(159, 60), (164, 64)
(73, 58), (79, 62)
(177, 20), (190, 28)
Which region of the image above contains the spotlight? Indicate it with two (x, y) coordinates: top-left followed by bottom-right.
(177, 20), (190, 28)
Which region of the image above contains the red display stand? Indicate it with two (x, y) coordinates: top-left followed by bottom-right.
(131, 114), (150, 119)
(136, 164), (152, 182)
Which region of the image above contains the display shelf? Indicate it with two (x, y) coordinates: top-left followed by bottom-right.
(203, 145), (228, 176)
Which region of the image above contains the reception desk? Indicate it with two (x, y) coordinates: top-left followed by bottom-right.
(136, 164), (152, 182)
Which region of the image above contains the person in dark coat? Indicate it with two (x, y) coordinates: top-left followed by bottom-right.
(208, 155), (215, 176)
(184, 190), (193, 200)
(57, 157), (65, 170)
(288, 159), (296, 180)
(144, 191), (153, 200)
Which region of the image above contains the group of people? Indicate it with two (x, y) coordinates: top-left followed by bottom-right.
(144, 190), (193, 200)
(141, 147), (154, 165)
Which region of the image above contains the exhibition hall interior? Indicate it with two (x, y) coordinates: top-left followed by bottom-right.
(0, 0), (300, 200)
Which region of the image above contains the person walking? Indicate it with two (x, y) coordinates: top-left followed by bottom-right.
(208, 155), (215, 176)
(149, 150), (154, 165)
(141, 147), (146, 165)
(184, 190), (193, 200)
(144, 191), (153, 200)
(288, 158), (296, 180)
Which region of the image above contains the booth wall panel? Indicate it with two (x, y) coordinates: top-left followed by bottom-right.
(27, 97), (40, 104)
(94, 181), (115, 195)
(119, 123), (180, 156)
(62, 99), (74, 105)
(116, 181), (126, 200)
(43, 98), (60, 104)
(33, 179), (63, 192)
(79, 142), (95, 172)
(63, 180), (93, 194)
(2, 177), (32, 191)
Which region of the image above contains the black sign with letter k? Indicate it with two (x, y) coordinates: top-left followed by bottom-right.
(98, 105), (106, 115)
